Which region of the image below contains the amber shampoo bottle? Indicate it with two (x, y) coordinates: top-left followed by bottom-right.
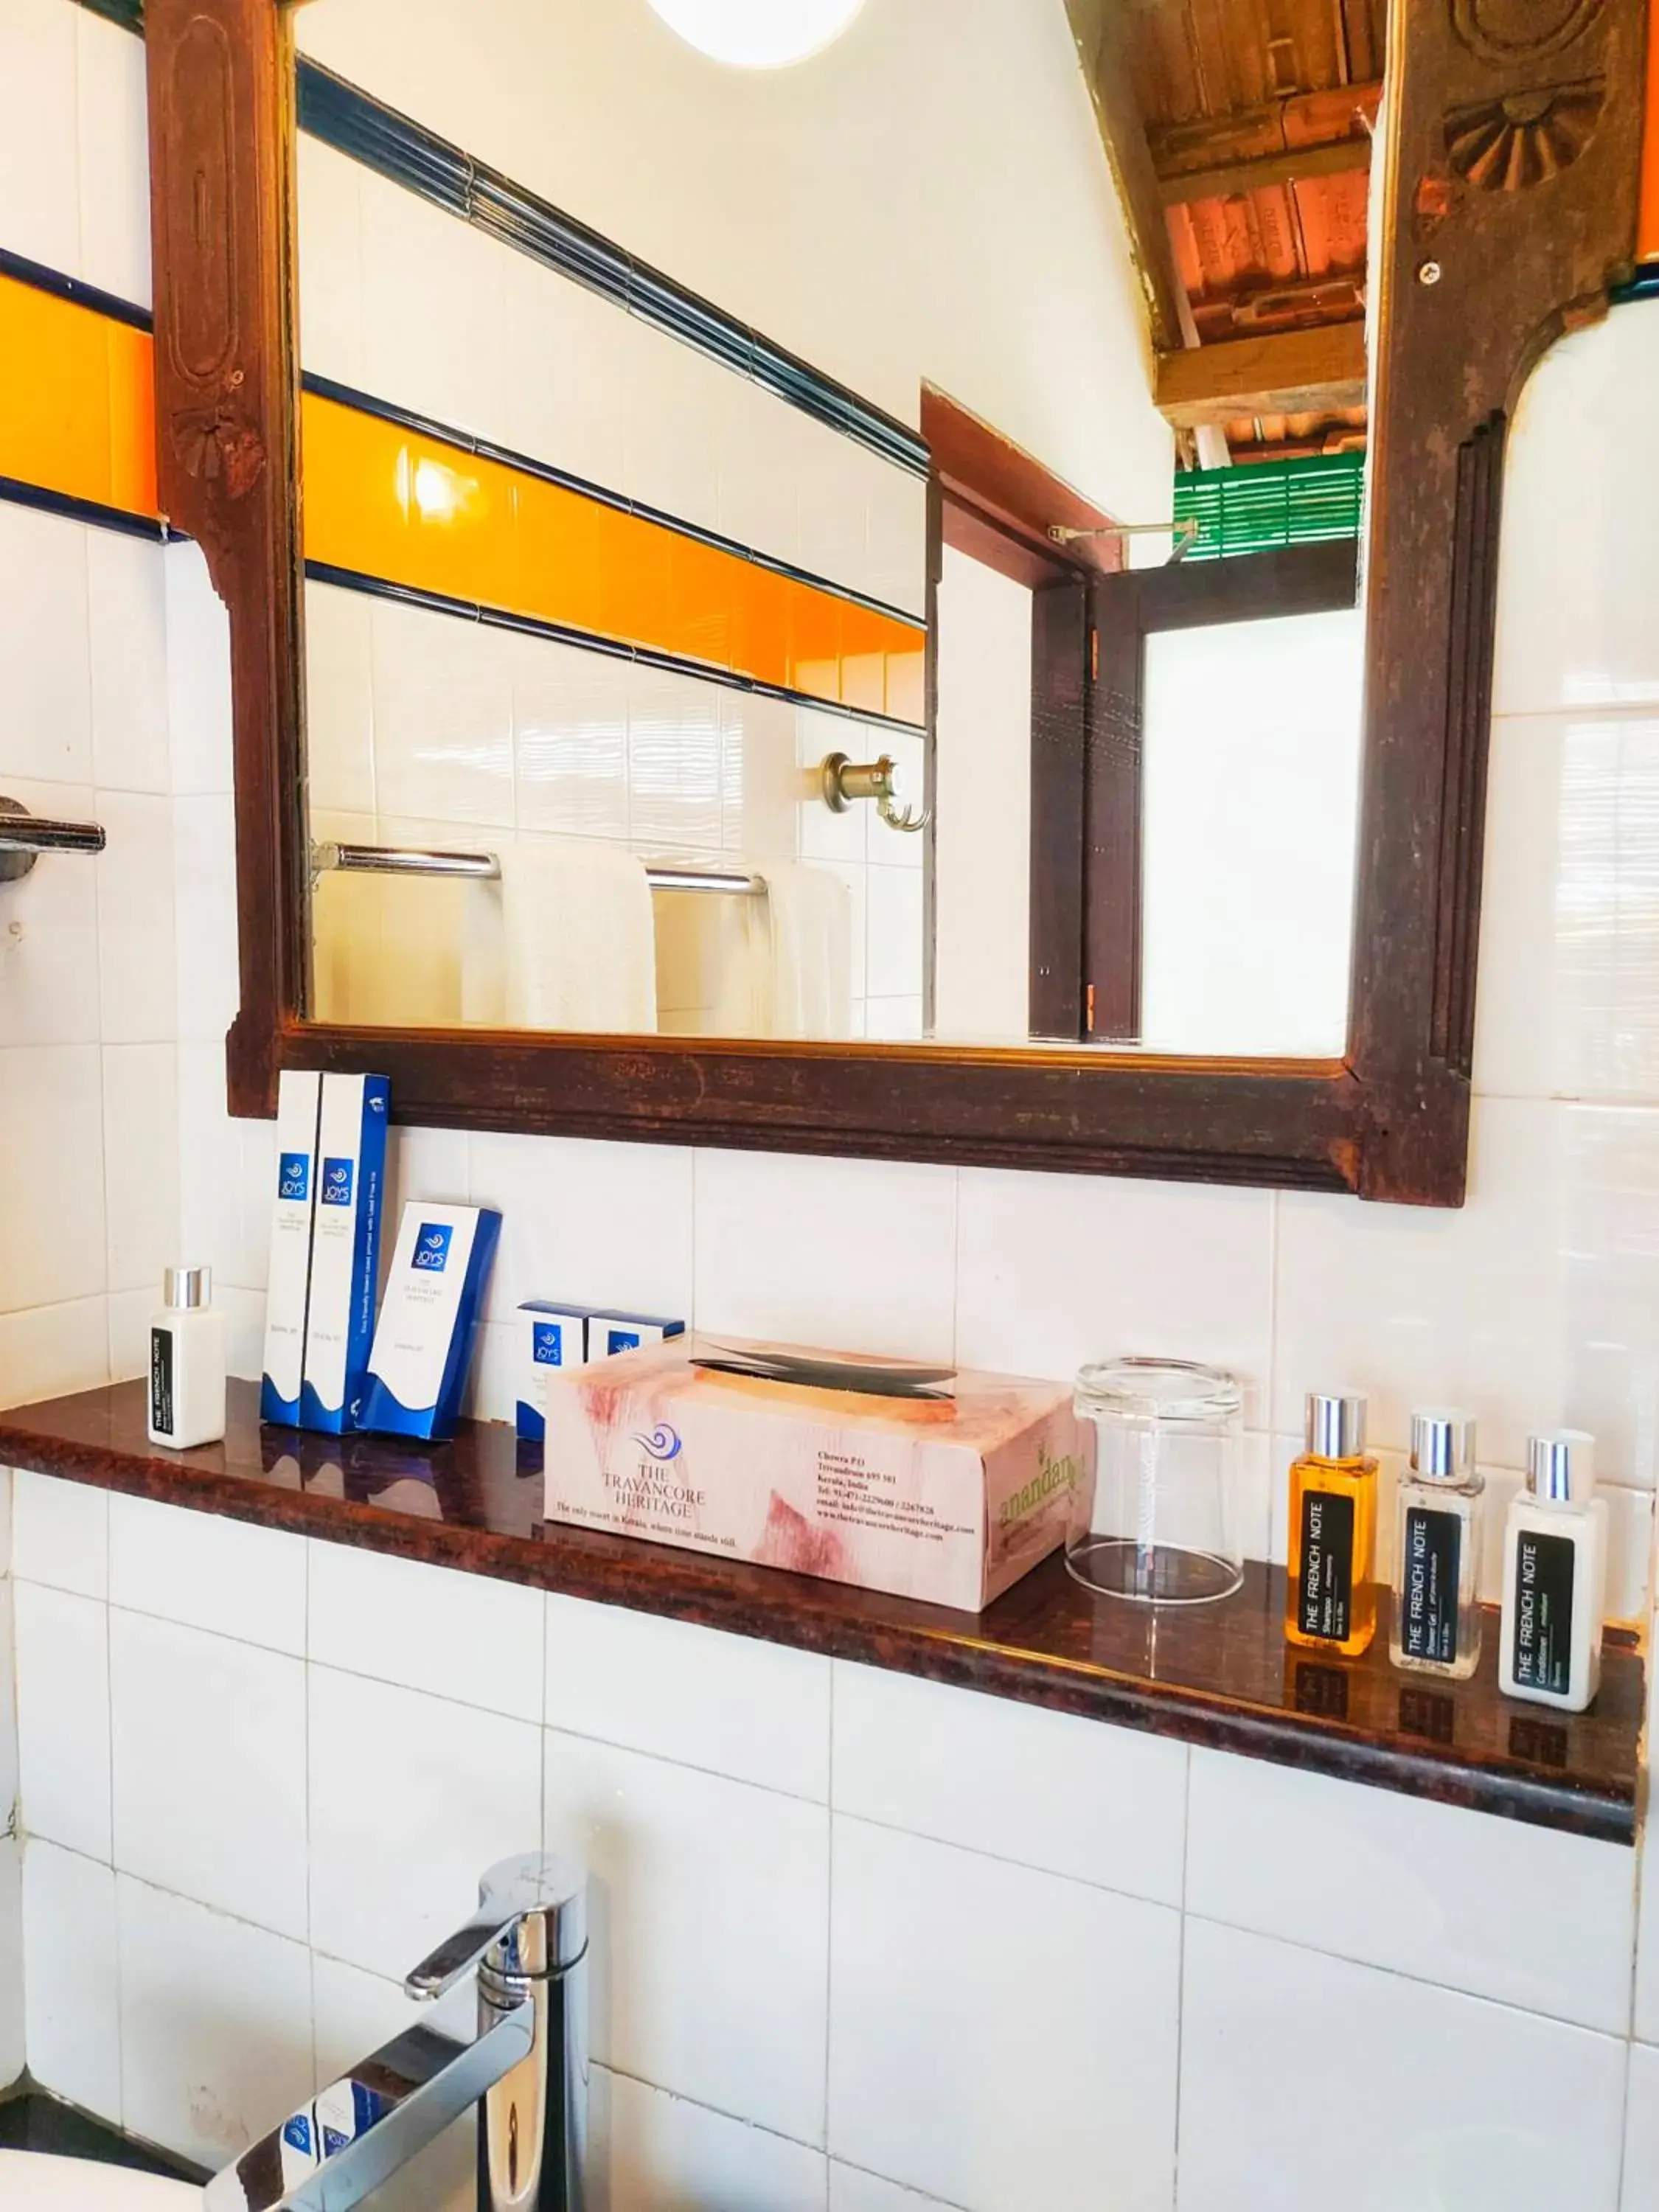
(1285, 1391), (1378, 1656)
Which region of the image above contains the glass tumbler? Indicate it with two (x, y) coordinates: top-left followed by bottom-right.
(1068, 1357), (1245, 1604)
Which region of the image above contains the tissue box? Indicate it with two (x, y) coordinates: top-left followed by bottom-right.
(543, 1335), (1093, 1612)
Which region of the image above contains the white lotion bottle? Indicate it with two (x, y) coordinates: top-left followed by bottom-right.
(1499, 1429), (1607, 1714)
(148, 1266), (227, 1450)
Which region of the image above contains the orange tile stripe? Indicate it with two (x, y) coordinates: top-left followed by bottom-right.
(1643, 0), (1659, 260)
(299, 394), (924, 721)
(0, 274), (157, 518)
(0, 269), (925, 725)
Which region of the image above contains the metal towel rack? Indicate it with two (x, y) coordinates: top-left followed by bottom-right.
(310, 840), (768, 897)
(0, 796), (108, 886)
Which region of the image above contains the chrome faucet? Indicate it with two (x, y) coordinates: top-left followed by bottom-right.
(205, 1853), (588, 2212)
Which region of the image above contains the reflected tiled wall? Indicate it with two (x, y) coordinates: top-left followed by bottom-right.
(296, 139), (928, 1040)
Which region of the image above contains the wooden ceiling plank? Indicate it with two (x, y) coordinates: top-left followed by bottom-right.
(1155, 321), (1367, 426)
(1158, 130), (1371, 203)
(1150, 78), (1382, 169)
(1064, 0), (1187, 356)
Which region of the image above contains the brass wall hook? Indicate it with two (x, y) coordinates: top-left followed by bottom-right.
(818, 752), (931, 834)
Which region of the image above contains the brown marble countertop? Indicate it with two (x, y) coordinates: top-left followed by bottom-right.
(0, 1379), (1643, 1843)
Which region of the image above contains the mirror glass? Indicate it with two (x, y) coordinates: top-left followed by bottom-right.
(291, 0), (1379, 1057)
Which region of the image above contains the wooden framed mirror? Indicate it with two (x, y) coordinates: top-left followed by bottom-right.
(137, 0), (1646, 1204)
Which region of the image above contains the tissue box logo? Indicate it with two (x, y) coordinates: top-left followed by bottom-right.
(279, 1152), (310, 1203)
(630, 1422), (683, 1462)
(609, 1329), (642, 1352)
(320, 1158), (355, 1208)
(532, 1323), (568, 1366)
(413, 1222), (453, 1272)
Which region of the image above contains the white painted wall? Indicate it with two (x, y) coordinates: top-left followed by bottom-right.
(933, 546), (1032, 1043)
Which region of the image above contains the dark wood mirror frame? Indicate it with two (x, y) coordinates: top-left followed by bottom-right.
(141, 0), (1646, 1206)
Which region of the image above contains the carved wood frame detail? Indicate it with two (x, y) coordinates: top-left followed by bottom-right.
(143, 0), (1647, 1204)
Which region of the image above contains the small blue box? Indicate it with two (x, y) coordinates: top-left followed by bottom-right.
(516, 1301), (594, 1441)
(589, 1310), (686, 1360)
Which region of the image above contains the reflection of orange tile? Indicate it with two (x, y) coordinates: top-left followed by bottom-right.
(302, 397), (411, 581)
(787, 581), (845, 700)
(516, 473), (609, 637)
(299, 378), (922, 717)
(728, 563), (792, 688)
(405, 440), (504, 603)
(665, 534), (737, 670)
(886, 649), (926, 726)
(841, 653), (888, 716)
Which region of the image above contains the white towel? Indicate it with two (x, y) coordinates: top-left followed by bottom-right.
(465, 839), (658, 1034)
(762, 860), (852, 1039)
(652, 885), (768, 1037)
(313, 869), (465, 1027)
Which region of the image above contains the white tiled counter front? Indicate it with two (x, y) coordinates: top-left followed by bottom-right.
(5, 1470), (1656, 2212)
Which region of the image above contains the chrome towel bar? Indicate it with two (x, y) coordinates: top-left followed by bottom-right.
(0, 796), (108, 885)
(313, 840), (501, 880)
(310, 838), (768, 896)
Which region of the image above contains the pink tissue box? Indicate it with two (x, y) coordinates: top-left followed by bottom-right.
(541, 1335), (1093, 1612)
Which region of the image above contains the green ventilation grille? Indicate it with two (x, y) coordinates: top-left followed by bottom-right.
(1173, 452), (1366, 560)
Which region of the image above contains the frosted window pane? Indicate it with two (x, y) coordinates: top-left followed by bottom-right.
(1140, 607), (1363, 1057)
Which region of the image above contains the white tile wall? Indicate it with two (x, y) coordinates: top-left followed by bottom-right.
(0, 1837), (18, 2094)
(22, 1840), (120, 2118)
(109, 1610), (308, 1938)
(544, 1728), (830, 2142)
(1177, 1917), (1630, 2212)
(309, 1665), (543, 1978)
(117, 1874), (314, 2170)
(1186, 1746), (1637, 2033)
(7, 1474), (1659, 2209)
(828, 1816), (1180, 2212)
(831, 1660), (1186, 1904)
(545, 1594), (831, 1798)
(15, 1578), (111, 1860)
(1624, 2042), (1659, 2212)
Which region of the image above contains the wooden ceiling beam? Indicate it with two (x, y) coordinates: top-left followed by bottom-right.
(1149, 80), (1384, 176)
(1063, 0), (1185, 356)
(1155, 321), (1368, 428)
(1158, 131), (1371, 204)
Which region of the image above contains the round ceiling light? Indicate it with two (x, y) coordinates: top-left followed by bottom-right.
(646, 0), (867, 68)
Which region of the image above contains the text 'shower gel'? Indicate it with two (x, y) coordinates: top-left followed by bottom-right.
(360, 1203), (502, 1441)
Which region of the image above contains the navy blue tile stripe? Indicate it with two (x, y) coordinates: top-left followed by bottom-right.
(1611, 266), (1659, 305)
(75, 0), (142, 29)
(302, 372), (922, 632)
(0, 475), (170, 542)
(295, 65), (928, 481)
(0, 244), (152, 332)
(306, 559), (928, 737)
